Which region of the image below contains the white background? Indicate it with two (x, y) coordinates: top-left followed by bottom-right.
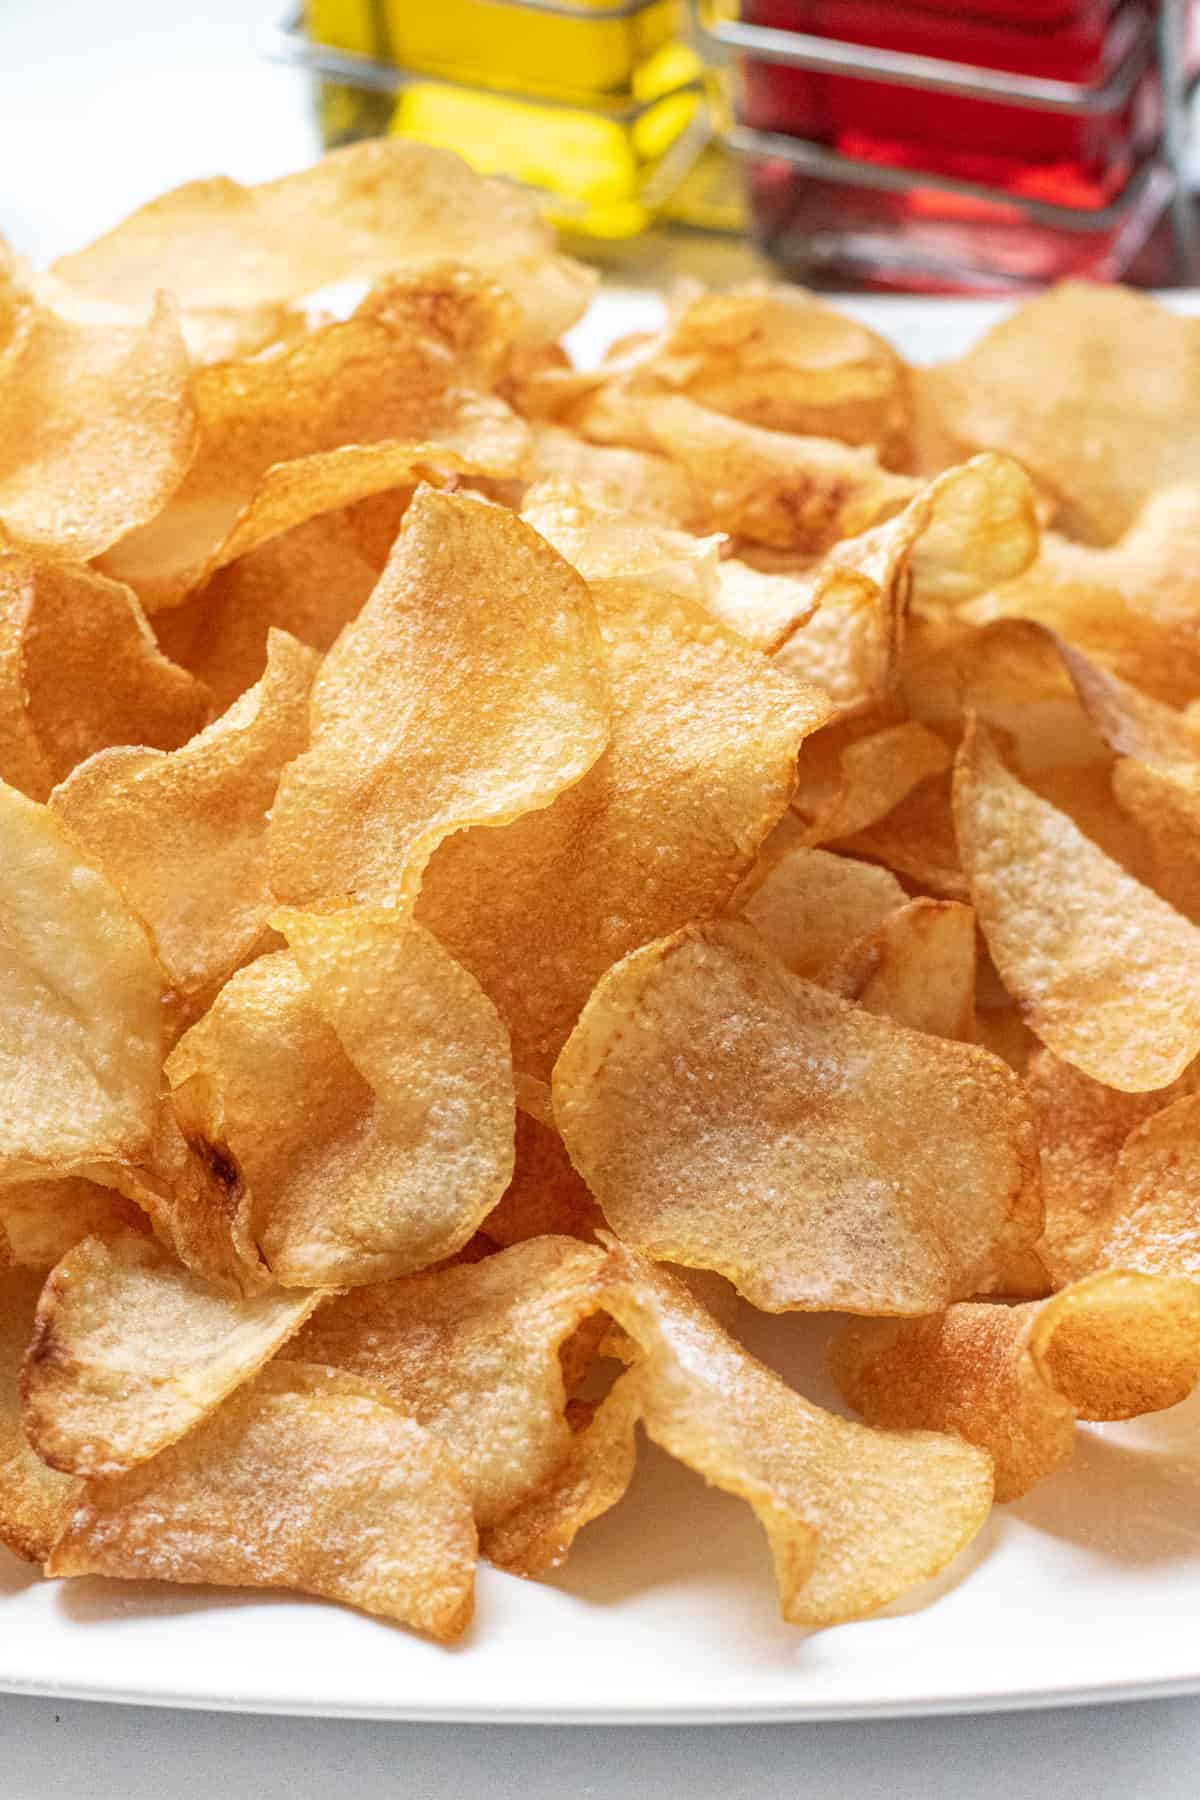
(4, 2), (1200, 1790)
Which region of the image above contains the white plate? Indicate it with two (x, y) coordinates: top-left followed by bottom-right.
(5, 293), (1200, 1725)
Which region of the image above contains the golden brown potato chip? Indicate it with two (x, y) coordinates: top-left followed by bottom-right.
(0, 1268), (81, 1563)
(284, 1236), (605, 1528)
(825, 898), (976, 1041)
(966, 488), (1200, 709)
(46, 1362), (478, 1639)
(773, 456), (1037, 715)
(483, 1110), (602, 1249)
(270, 489), (608, 908)
(418, 581), (830, 1078)
(99, 304), (529, 610)
(554, 921), (1040, 1314)
(23, 1233), (325, 1478)
(734, 843), (906, 980)
(1028, 1048), (1200, 1287)
(0, 779), (161, 1181)
(919, 285), (1200, 544)
(1094, 1096), (1200, 1277)
(832, 1269), (1200, 1500)
(52, 140), (592, 349)
(540, 282), (910, 461)
(50, 631), (318, 1014)
(0, 294), (195, 563)
(1112, 757), (1200, 923)
(599, 1245), (992, 1627)
(167, 907), (514, 1287)
(0, 552), (209, 801)
(642, 394), (917, 551)
(523, 425), (693, 524)
(153, 509), (383, 713)
(954, 719), (1200, 1092)
(792, 720), (952, 846)
(0, 1178), (146, 1271)
(836, 769), (967, 900)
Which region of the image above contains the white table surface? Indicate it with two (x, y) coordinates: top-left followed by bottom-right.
(4, 4), (1200, 1791)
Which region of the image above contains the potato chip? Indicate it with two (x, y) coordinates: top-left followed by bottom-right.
(0, 552), (209, 802)
(0, 293), (195, 562)
(418, 581), (830, 1078)
(153, 507), (386, 714)
(554, 921), (1040, 1313)
(791, 719), (952, 846)
(836, 769), (967, 899)
(831, 1269), (1200, 1500)
(525, 425), (693, 524)
(481, 1370), (642, 1577)
(825, 898), (977, 1041)
(46, 1362), (478, 1639)
(483, 1109), (602, 1248)
(735, 843), (906, 980)
(597, 1246), (992, 1627)
(954, 719), (1200, 1091)
(167, 907), (514, 1287)
(99, 304), (529, 610)
(283, 1236), (605, 1528)
(51, 140), (592, 348)
(918, 285), (1200, 543)
(0, 779), (161, 1181)
(521, 480), (722, 605)
(23, 1233), (325, 1478)
(966, 488), (1200, 708)
(1027, 1048), (1200, 1287)
(773, 455), (1037, 715)
(270, 489), (608, 908)
(0, 1268), (81, 1563)
(0, 1177), (146, 1272)
(1093, 1095), (1200, 1276)
(1112, 757), (1200, 923)
(51, 631), (318, 1014)
(641, 394), (917, 550)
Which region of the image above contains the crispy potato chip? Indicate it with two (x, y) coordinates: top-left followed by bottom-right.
(0, 1178), (146, 1272)
(0, 293), (195, 562)
(1028, 1048), (1200, 1287)
(554, 921), (1040, 1313)
(832, 1269), (1200, 1500)
(792, 720), (952, 846)
(825, 898), (976, 1041)
(153, 509), (383, 713)
(642, 394), (917, 551)
(836, 769), (967, 900)
(481, 1370), (642, 1577)
(1092, 1095), (1200, 1276)
(919, 285), (1200, 544)
(0, 1268), (80, 1562)
(954, 719), (1200, 1091)
(46, 1362), (478, 1639)
(521, 480), (721, 604)
(543, 283), (910, 460)
(418, 581), (830, 1078)
(167, 907), (514, 1287)
(52, 140), (592, 348)
(773, 456), (1037, 715)
(50, 631), (318, 1014)
(483, 1110), (602, 1249)
(99, 305), (529, 610)
(23, 1233), (325, 1478)
(270, 489), (608, 908)
(967, 488), (1200, 708)
(0, 779), (161, 1180)
(1112, 757), (1200, 923)
(284, 1237), (605, 1528)
(0, 553), (209, 801)
(524, 425), (693, 524)
(599, 1246), (992, 1627)
(735, 843), (906, 980)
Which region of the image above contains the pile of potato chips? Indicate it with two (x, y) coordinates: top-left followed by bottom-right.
(5, 142), (1200, 1643)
